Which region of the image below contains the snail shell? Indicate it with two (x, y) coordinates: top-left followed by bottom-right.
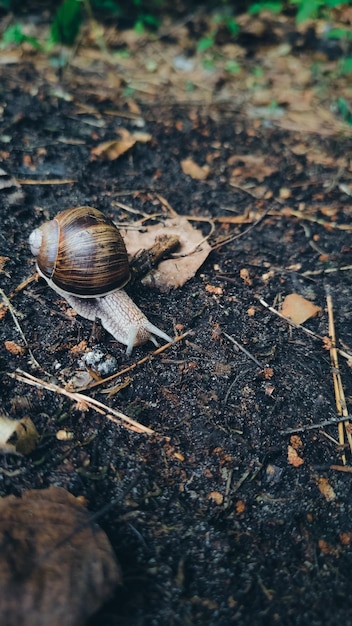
(29, 206), (174, 354)
(29, 206), (130, 297)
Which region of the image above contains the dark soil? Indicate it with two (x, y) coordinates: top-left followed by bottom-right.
(1, 62), (352, 626)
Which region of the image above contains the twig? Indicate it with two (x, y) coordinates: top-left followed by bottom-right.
(222, 331), (263, 368)
(232, 459), (262, 494)
(257, 296), (352, 362)
(257, 295), (323, 340)
(282, 208), (352, 231)
(330, 465), (352, 473)
(9, 275), (37, 297)
(9, 369), (156, 436)
(0, 288), (42, 370)
(211, 205), (272, 251)
(86, 330), (192, 392)
(280, 415), (352, 435)
(16, 178), (77, 185)
(326, 290), (352, 463)
(303, 265), (352, 277)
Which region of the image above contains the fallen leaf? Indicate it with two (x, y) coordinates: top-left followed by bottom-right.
(240, 267), (252, 286)
(56, 429), (74, 441)
(281, 293), (321, 325)
(181, 157), (210, 180)
(290, 434), (303, 449)
(322, 336), (333, 350)
(69, 340), (88, 354)
(208, 491), (224, 505)
(339, 532), (352, 545)
(123, 217), (211, 291)
(0, 415), (39, 455)
(0, 487), (121, 626)
(0, 303), (8, 320)
(317, 477), (336, 502)
(205, 284), (223, 295)
(236, 500), (246, 514)
(287, 445), (304, 467)
(4, 340), (25, 355)
(91, 128), (151, 160)
(228, 154), (277, 182)
(0, 256), (10, 274)
(318, 539), (339, 556)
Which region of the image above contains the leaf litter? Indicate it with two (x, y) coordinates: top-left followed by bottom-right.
(1, 6), (352, 626)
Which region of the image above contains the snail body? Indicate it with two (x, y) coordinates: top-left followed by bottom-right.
(29, 206), (173, 355)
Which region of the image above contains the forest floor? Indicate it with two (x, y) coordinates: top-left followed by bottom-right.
(1, 6), (352, 625)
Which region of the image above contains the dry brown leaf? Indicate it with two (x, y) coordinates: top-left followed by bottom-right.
(4, 340), (25, 355)
(123, 217), (211, 291)
(287, 445), (304, 467)
(205, 284), (223, 295)
(318, 539), (340, 556)
(69, 340), (88, 355)
(339, 532), (352, 545)
(290, 434), (303, 449)
(0, 256), (10, 273)
(236, 500), (246, 514)
(317, 477), (336, 502)
(56, 429), (74, 441)
(0, 487), (121, 626)
(240, 268), (252, 286)
(208, 491), (224, 505)
(0, 415), (38, 455)
(0, 303), (8, 320)
(91, 128), (151, 160)
(277, 107), (347, 136)
(180, 158), (210, 180)
(228, 154), (277, 182)
(281, 293), (321, 325)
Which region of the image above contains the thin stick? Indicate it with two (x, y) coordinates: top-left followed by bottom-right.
(280, 415), (352, 435)
(281, 208), (352, 231)
(86, 331), (192, 392)
(257, 296), (352, 362)
(9, 369), (156, 435)
(303, 265), (352, 276)
(222, 331), (263, 368)
(0, 288), (42, 370)
(211, 205), (272, 251)
(330, 465), (352, 473)
(326, 291), (352, 462)
(16, 178), (77, 185)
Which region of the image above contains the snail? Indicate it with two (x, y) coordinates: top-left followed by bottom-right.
(29, 206), (173, 355)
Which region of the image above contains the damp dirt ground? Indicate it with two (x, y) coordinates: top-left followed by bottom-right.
(1, 30), (352, 626)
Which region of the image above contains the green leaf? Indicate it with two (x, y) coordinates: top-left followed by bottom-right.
(291, 0), (323, 22)
(197, 36), (215, 52)
(2, 24), (42, 50)
(225, 60), (240, 73)
(90, 0), (122, 14)
(327, 27), (352, 40)
(324, 0), (345, 6)
(51, 0), (83, 46)
(249, 2), (283, 14)
(336, 97), (352, 124)
(339, 56), (352, 74)
(225, 18), (239, 36)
